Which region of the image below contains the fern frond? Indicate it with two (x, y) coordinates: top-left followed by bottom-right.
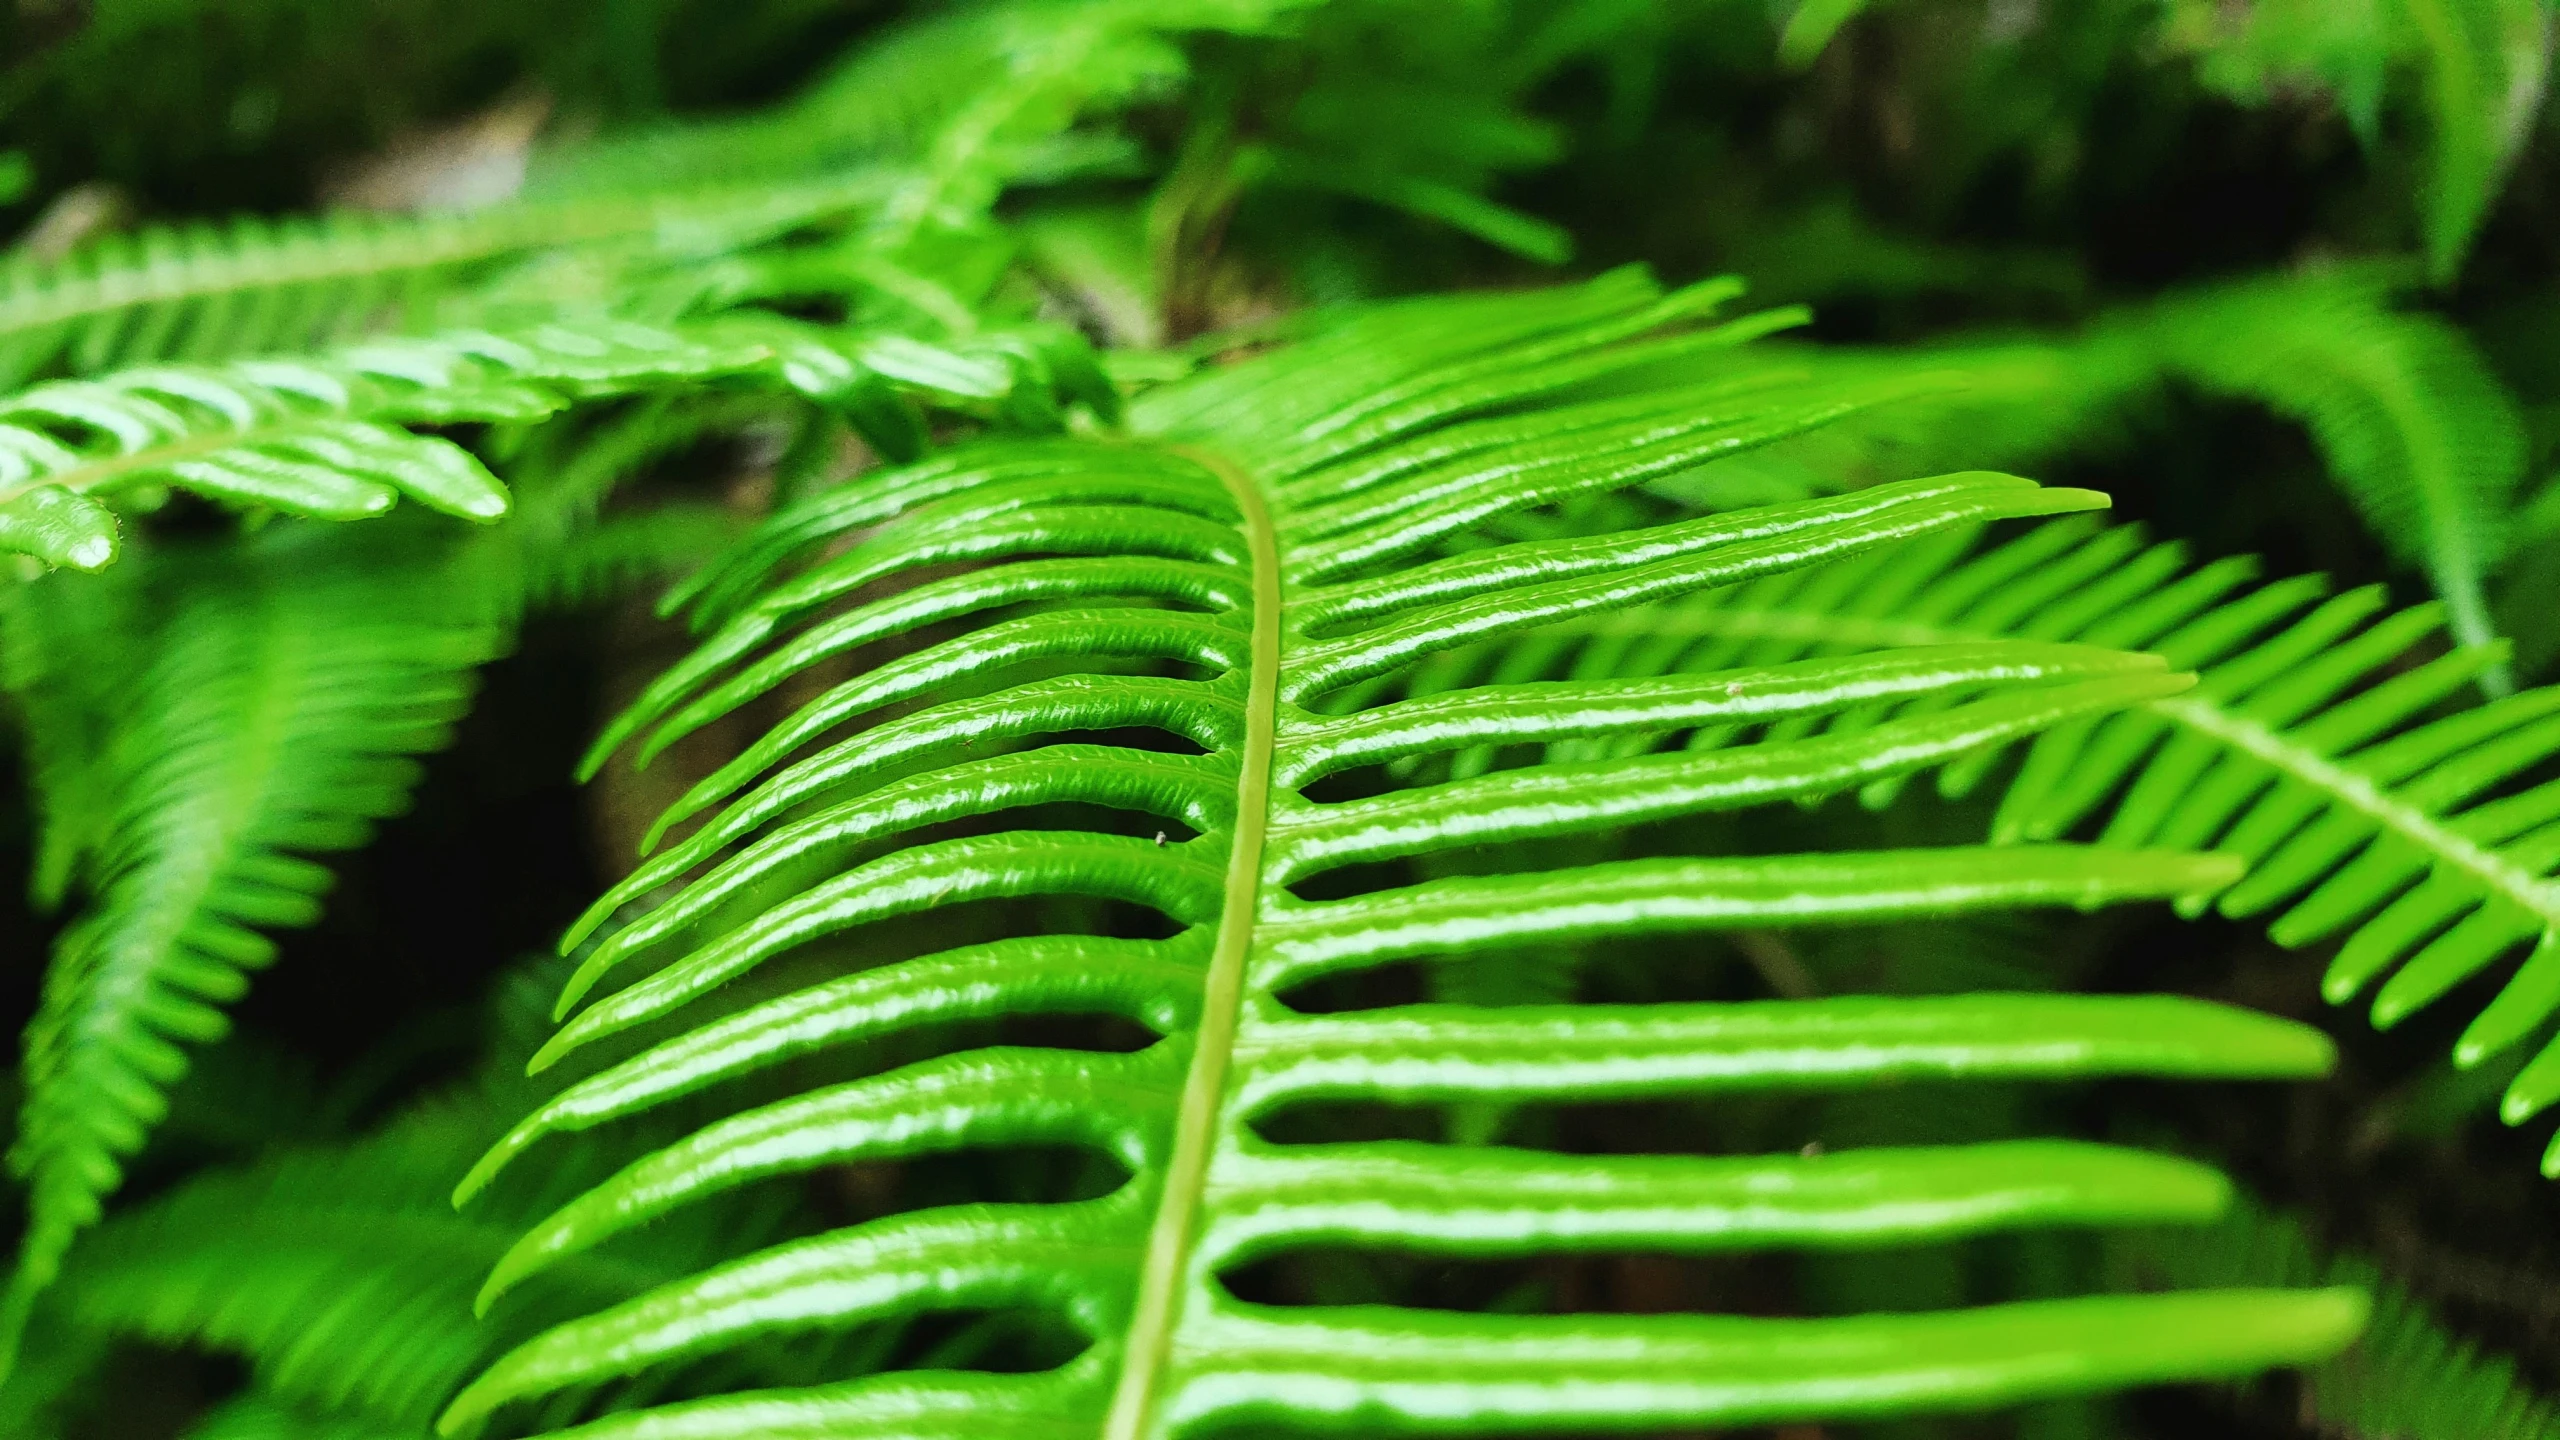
(1715, 271), (2526, 680)
(0, 296), (1119, 1350)
(2171, 0), (2551, 281)
(0, 526), (503, 1366)
(441, 273), (2360, 1440)
(0, 180), (875, 391)
(1526, 514), (2560, 1173)
(538, 0), (1308, 213)
(2124, 1188), (2560, 1439)
(2114, 273), (2527, 671)
(61, 1084), (780, 1430)
(53, 959), (802, 1432)
(74, 1131), (563, 1425)
(0, 316), (773, 570)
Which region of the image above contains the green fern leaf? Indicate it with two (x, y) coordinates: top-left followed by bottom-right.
(0, 180), (879, 390)
(55, 961), (799, 1432)
(0, 526), (503, 1367)
(441, 273), (2361, 1440)
(2125, 1187), (2560, 1439)
(1710, 272), (2527, 684)
(1541, 514), (2560, 1174)
(2112, 273), (2527, 672)
(0, 317), (774, 569)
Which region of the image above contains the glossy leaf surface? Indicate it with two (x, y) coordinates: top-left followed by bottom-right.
(445, 275), (2360, 1439)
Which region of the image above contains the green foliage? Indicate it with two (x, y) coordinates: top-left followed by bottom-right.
(0, 185), (849, 390)
(2166, 0), (2553, 282)
(1703, 272), (2528, 679)
(53, 962), (799, 1437)
(2115, 275), (2527, 673)
(0, 317), (775, 570)
(531, 0), (1313, 205)
(0, 524), (504, 1366)
(1528, 513), (2560, 1173)
(1792, 0), (2555, 282)
(2125, 1190), (2560, 1439)
(12, 1), (2560, 1434)
(0, 0), (1197, 1391)
(436, 276), (2361, 1440)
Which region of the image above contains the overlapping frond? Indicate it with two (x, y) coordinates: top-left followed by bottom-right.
(0, 180), (874, 391)
(1513, 515), (2560, 1171)
(0, 526), (502, 1361)
(0, 308), (1107, 575)
(441, 273), (2360, 1440)
(2125, 1190), (2560, 1439)
(0, 317), (772, 570)
(2115, 273), (2528, 668)
(2169, 0), (2550, 281)
(1702, 271), (2527, 672)
(532, 0), (1310, 207)
(57, 964), (797, 1435)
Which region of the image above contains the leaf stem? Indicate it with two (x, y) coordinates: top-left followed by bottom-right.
(1105, 444), (1281, 1439)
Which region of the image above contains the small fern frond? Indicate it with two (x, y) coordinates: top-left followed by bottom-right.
(532, 0), (1307, 207)
(0, 317), (772, 570)
(2171, 0), (2551, 281)
(832, 0), (1316, 276)
(2124, 1188), (2560, 1439)
(442, 272), (2358, 1440)
(1717, 271), (2527, 681)
(1540, 514), (2560, 1174)
(2112, 273), (2528, 672)
(51, 959), (801, 1433)
(59, 1089), (781, 1432)
(72, 1133), (563, 1426)
(0, 526), (503, 1366)
(0, 180), (873, 391)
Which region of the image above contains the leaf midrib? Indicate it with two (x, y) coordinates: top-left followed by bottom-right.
(1104, 444), (1282, 1438)
(2156, 692), (2560, 929)
(0, 419), (323, 507)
